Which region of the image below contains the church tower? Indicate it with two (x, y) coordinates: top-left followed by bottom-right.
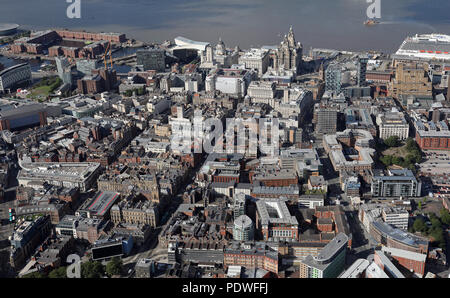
(276, 26), (303, 74)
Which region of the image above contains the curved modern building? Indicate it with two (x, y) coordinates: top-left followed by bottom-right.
(173, 36), (210, 53)
(370, 220), (429, 254)
(233, 214), (254, 241)
(0, 23), (19, 36)
(0, 63), (32, 93)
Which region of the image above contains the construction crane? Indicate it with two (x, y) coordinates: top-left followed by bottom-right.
(103, 42), (114, 69)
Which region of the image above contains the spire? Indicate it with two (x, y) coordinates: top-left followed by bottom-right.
(287, 26), (295, 47)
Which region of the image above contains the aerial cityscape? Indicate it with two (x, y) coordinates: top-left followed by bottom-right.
(1, 0), (450, 284)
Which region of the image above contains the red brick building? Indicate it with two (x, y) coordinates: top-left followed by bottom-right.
(415, 131), (450, 150)
(224, 242), (279, 274)
(381, 246), (427, 277)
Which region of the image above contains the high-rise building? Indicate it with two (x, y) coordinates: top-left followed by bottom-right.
(76, 59), (102, 76)
(316, 107), (338, 134)
(325, 63), (343, 95)
(299, 233), (348, 278)
(357, 55), (368, 86)
(390, 62), (432, 99)
(136, 49), (166, 72)
(55, 57), (72, 85)
(233, 193), (247, 220)
(233, 215), (254, 241)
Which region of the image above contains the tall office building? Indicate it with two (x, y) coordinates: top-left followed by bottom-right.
(233, 215), (254, 241)
(316, 108), (338, 134)
(233, 193), (247, 220)
(136, 49), (166, 72)
(325, 63), (343, 94)
(55, 57), (72, 85)
(357, 55), (368, 86)
(76, 59), (102, 76)
(299, 233), (348, 278)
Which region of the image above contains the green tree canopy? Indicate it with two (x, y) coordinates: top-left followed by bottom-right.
(413, 217), (427, 233)
(48, 266), (67, 278)
(406, 138), (418, 151)
(22, 271), (46, 278)
(440, 208), (450, 226)
(430, 218), (442, 230)
(392, 156), (404, 166)
(81, 261), (105, 278)
(105, 257), (123, 277)
(384, 136), (400, 147)
(380, 155), (392, 166)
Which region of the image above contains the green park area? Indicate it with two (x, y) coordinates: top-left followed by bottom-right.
(379, 137), (422, 172)
(410, 208), (450, 250)
(28, 76), (62, 102)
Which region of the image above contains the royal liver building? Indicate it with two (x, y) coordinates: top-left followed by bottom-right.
(274, 26), (303, 74)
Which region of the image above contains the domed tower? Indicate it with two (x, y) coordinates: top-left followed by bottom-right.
(216, 37), (226, 56)
(276, 26), (303, 74)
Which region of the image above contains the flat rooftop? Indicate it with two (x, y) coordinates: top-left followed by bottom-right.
(256, 198), (298, 226)
(339, 258), (370, 278)
(87, 191), (120, 217)
(19, 162), (100, 182)
(316, 233), (348, 263)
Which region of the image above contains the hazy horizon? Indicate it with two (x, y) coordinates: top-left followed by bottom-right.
(1, 0), (450, 53)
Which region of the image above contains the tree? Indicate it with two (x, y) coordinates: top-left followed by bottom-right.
(48, 266), (67, 278)
(440, 208), (450, 226)
(81, 261), (105, 278)
(418, 201), (422, 210)
(384, 136), (400, 147)
(430, 217), (442, 230)
(22, 271), (46, 278)
(392, 156), (404, 166)
(405, 154), (415, 165)
(413, 217), (427, 233)
(380, 155), (392, 166)
(429, 226), (446, 250)
(406, 138), (417, 151)
(105, 257), (123, 277)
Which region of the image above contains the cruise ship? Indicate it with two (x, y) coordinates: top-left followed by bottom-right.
(395, 34), (450, 61)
